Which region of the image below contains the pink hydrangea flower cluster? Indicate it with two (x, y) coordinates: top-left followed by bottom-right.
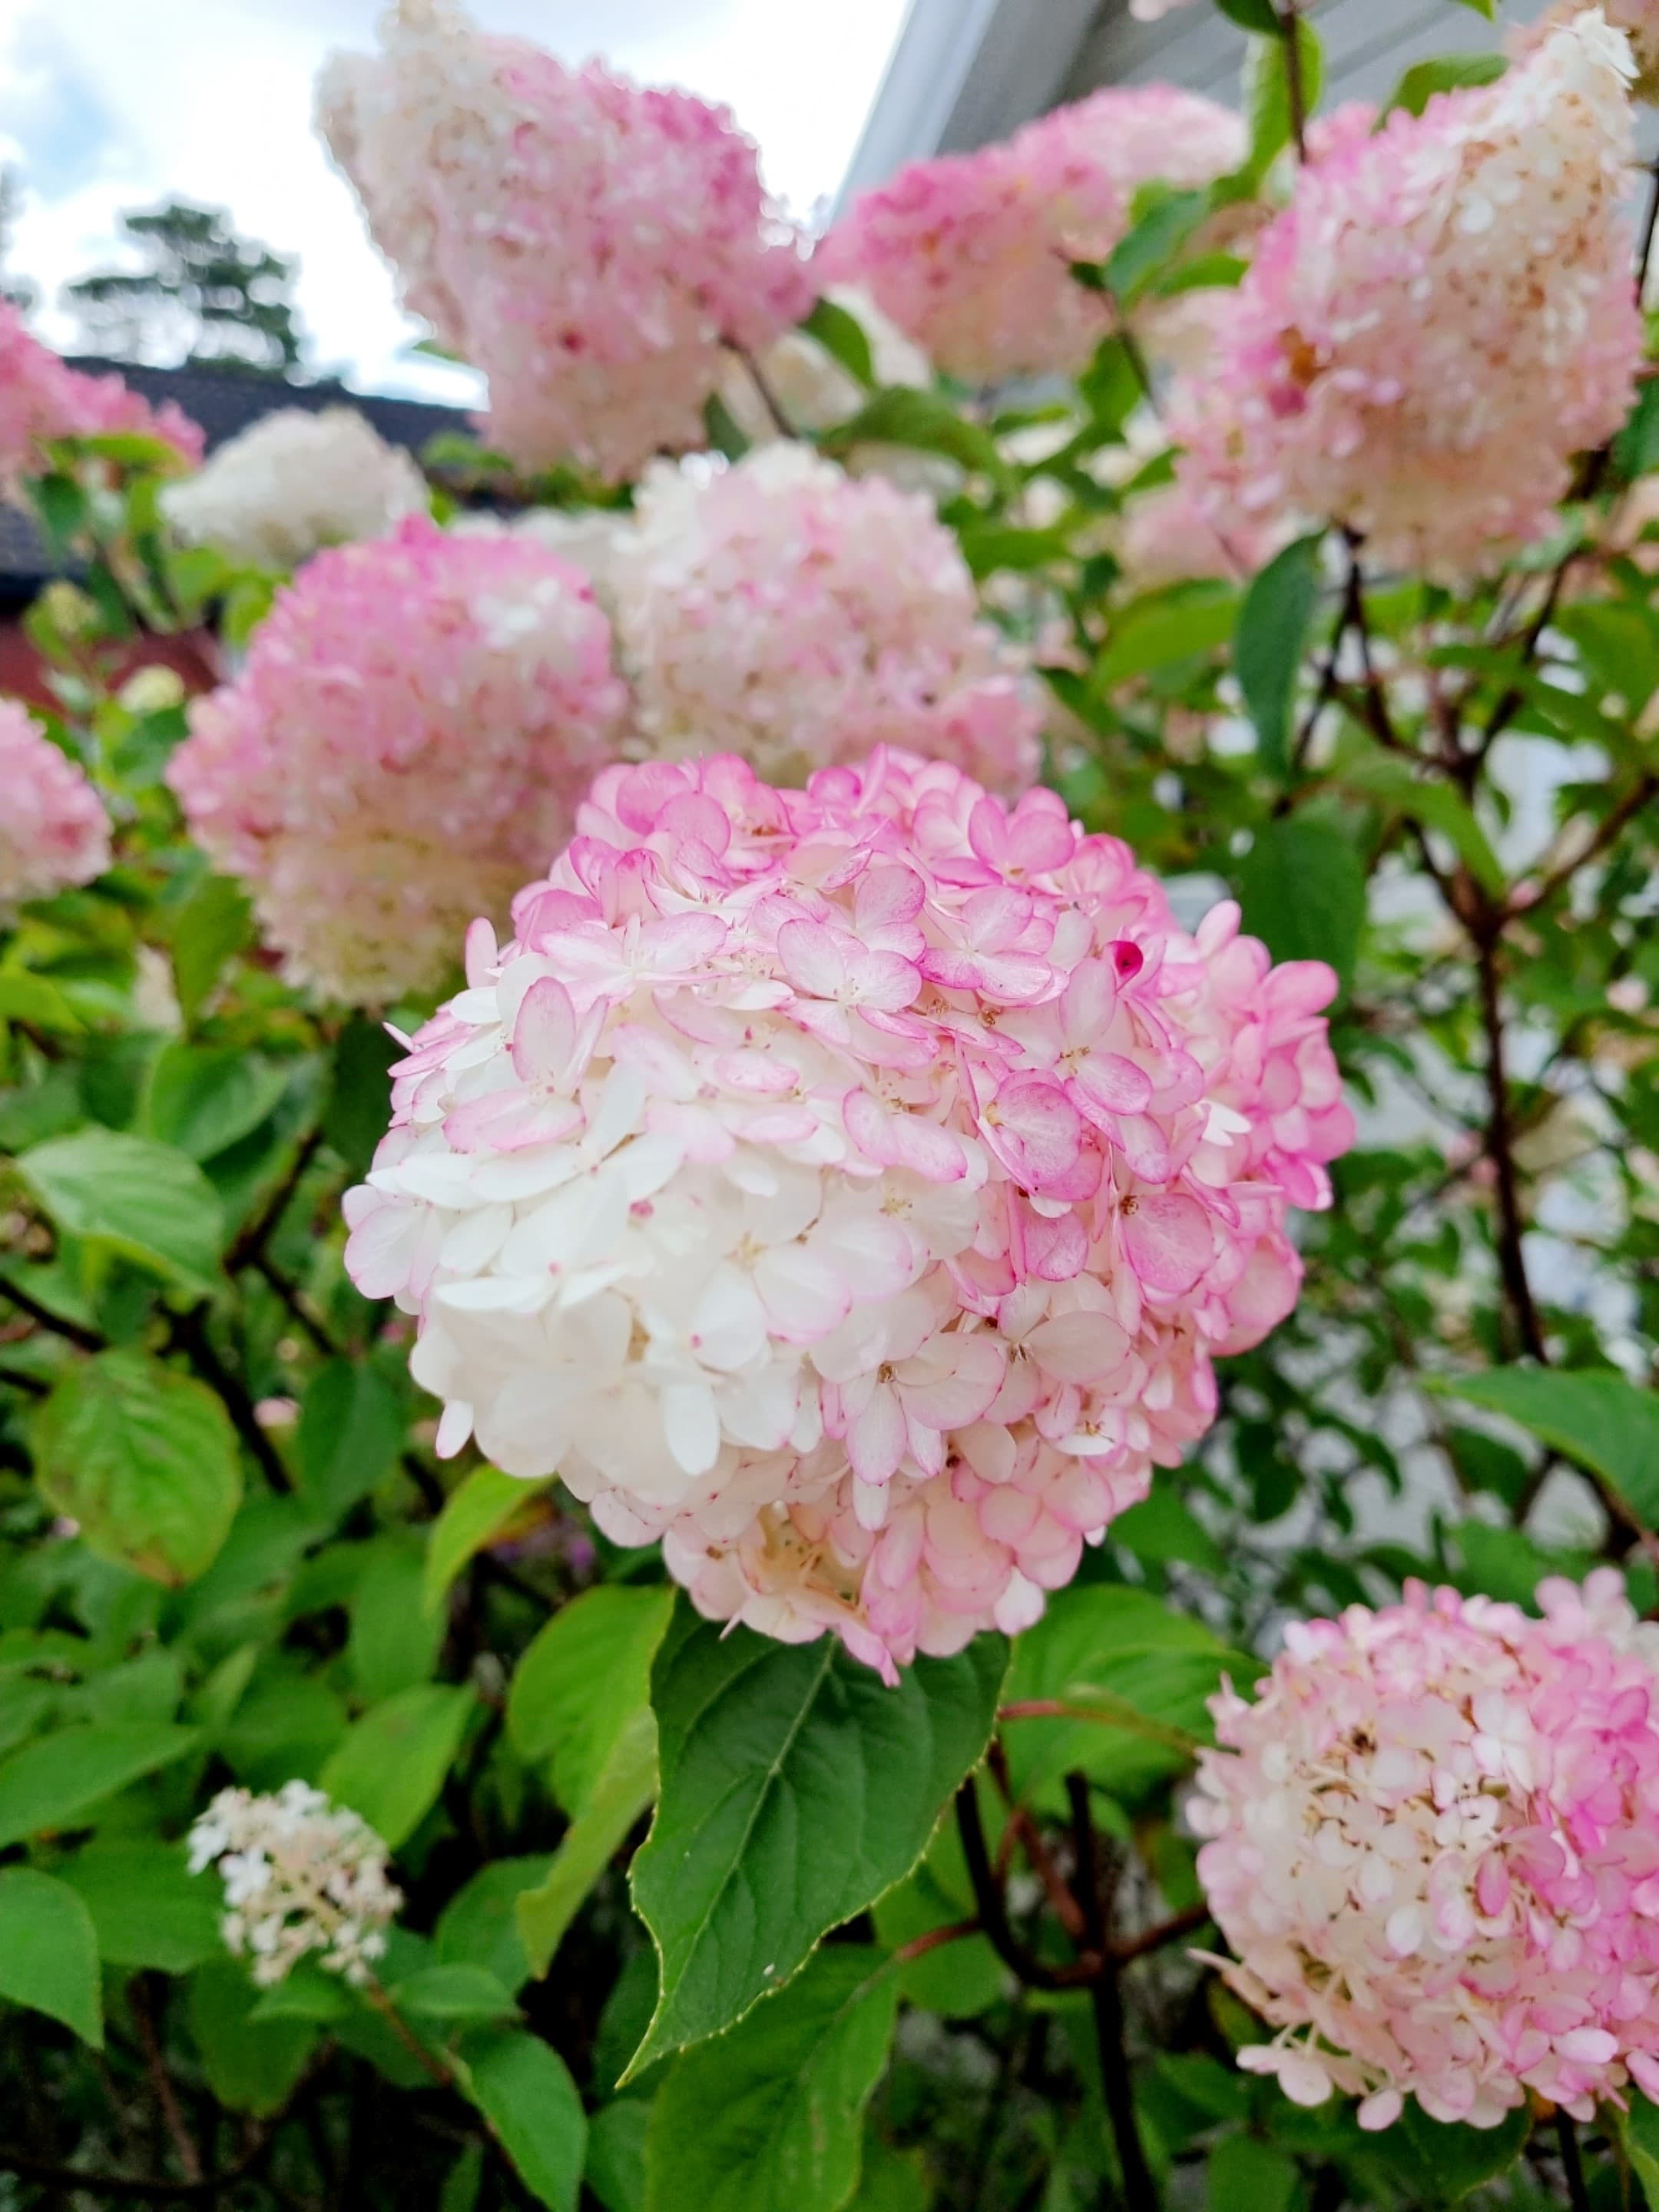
(343, 748), (1350, 1680)
(167, 518), (625, 1003)
(316, 0), (812, 480)
(818, 87), (1247, 384)
(1171, 11), (1644, 576)
(0, 303), (203, 490)
(0, 698), (112, 912)
(1192, 1572), (1659, 2131)
(608, 445), (1043, 795)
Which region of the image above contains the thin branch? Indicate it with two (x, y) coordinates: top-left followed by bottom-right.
(1067, 1773), (1157, 2212)
(225, 1124), (323, 1273)
(736, 347), (795, 440)
(250, 1250), (341, 1359)
(360, 1976), (451, 2088)
(0, 1277), (103, 1352)
(131, 1972), (201, 2183)
(1472, 928), (1547, 1365)
(166, 1302), (293, 1494)
(892, 1918), (982, 1967)
(954, 1779), (1102, 1992)
(1508, 773), (1657, 919)
(1278, 2), (1309, 164)
(1111, 1902), (1213, 1968)
(987, 1740), (1088, 1940)
(1555, 2111), (1593, 2212)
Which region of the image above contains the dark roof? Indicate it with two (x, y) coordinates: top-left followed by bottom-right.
(2, 360), (475, 602)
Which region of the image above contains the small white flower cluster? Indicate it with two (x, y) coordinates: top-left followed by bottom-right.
(187, 1781), (401, 1987)
(163, 406), (429, 571)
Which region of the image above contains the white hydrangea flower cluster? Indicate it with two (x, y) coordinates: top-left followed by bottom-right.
(187, 1782), (402, 1987)
(163, 407), (429, 571)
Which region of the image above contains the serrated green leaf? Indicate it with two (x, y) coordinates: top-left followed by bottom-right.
(320, 1683), (476, 1849)
(1427, 1366), (1659, 1528)
(18, 1127), (224, 1293)
(643, 1948), (897, 2212)
(507, 1584), (674, 1816)
(1094, 582), (1240, 689)
(1235, 531), (1325, 775)
(1098, 187), (1210, 307)
(588, 2101), (649, 2212)
(0, 1722), (200, 1849)
(32, 1351), (241, 1586)
(0, 1868), (103, 2045)
(391, 1963), (517, 2022)
(164, 873), (256, 1021)
(627, 1602), (1005, 2074)
(435, 1856), (555, 1995)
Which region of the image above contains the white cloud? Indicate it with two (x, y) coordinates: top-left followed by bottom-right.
(0, 0), (906, 401)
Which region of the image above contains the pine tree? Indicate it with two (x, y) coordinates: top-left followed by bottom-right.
(61, 199), (306, 376)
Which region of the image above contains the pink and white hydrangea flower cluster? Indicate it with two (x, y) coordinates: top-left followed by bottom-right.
(1528, 0), (1659, 98)
(317, 0), (812, 480)
(163, 405), (429, 570)
(1, 301), (203, 492)
(0, 698), (112, 912)
(608, 445), (1043, 796)
(818, 86), (1247, 384)
(1193, 1572), (1659, 2131)
(167, 516), (625, 1003)
(343, 748), (1350, 1680)
(187, 1782), (402, 1988)
(1171, 10), (1644, 576)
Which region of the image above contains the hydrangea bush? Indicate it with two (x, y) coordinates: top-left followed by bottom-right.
(1, 5), (1657, 2210)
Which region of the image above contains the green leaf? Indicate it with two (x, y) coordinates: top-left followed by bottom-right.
(1381, 52), (1506, 122)
(1098, 187), (1210, 308)
(1333, 737), (1505, 896)
(518, 1704), (658, 1979)
(1234, 531), (1325, 775)
(18, 1128), (224, 1294)
(164, 873), (255, 1021)
(588, 2101), (650, 2212)
(392, 1963), (518, 2022)
(0, 1868), (103, 2046)
(1216, 0), (1283, 30)
(59, 1839), (222, 1972)
(1206, 2137), (1296, 2212)
(1615, 378), (1659, 482)
(32, 1351), (241, 1586)
(435, 1856), (555, 1995)
(459, 2028), (587, 2212)
(320, 1683), (476, 1849)
(0, 1722), (200, 1848)
(1427, 1367), (1659, 1528)
(188, 1956), (316, 2115)
(821, 388), (1003, 482)
(441, 2141), (487, 2212)
(1002, 1585), (1244, 1810)
(423, 1465), (548, 1615)
(299, 1359), (406, 1520)
(508, 1584), (674, 1816)
(627, 1602), (1005, 2074)
(1449, 0), (1495, 14)
(1236, 816), (1367, 995)
(323, 1015), (402, 1181)
(1624, 2092), (1659, 2204)
(0, 971), (83, 1035)
(642, 1948), (897, 2212)
(799, 298), (876, 389)
(1372, 2104), (1531, 2204)
(1112, 1488), (1227, 1576)
(1094, 583), (1240, 689)
(144, 1045), (289, 1163)
(349, 1544), (445, 1702)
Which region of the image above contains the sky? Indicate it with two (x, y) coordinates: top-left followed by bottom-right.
(0, 0), (911, 403)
